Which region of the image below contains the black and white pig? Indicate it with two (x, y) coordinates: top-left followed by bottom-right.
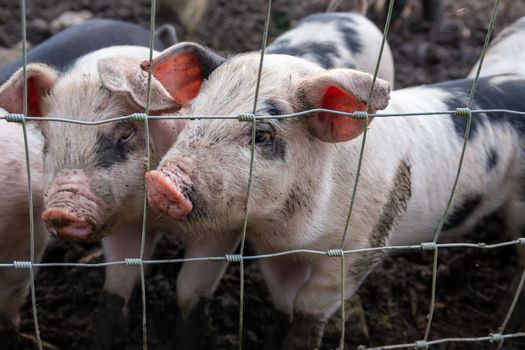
(143, 42), (525, 348)
(0, 10), (394, 348)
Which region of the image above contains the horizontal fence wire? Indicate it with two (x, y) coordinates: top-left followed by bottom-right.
(1, 238), (524, 268)
(5, 0), (524, 349)
(3, 108), (525, 124)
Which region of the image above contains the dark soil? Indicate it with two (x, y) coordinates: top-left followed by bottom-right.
(1, 0), (524, 349)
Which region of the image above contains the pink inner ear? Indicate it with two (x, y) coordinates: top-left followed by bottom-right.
(146, 52), (203, 106)
(316, 86), (370, 142)
(27, 76), (43, 116)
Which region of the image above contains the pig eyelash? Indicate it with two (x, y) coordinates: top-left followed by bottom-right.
(253, 123), (275, 145)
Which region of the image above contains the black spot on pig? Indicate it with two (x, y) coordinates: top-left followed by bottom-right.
(267, 42), (339, 69)
(486, 148), (499, 171)
(443, 195), (482, 231)
(338, 20), (361, 54)
(370, 160), (412, 247)
(351, 160), (412, 282)
(439, 76), (525, 139)
(94, 131), (138, 168)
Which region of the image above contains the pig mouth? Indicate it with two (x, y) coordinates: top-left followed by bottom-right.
(42, 189), (111, 241)
(145, 168), (194, 220)
(41, 207), (99, 241)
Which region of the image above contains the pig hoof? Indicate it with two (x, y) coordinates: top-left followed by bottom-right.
(0, 317), (20, 350)
(91, 292), (128, 350)
(175, 298), (214, 350)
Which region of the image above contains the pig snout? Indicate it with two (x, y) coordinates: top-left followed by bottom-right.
(41, 208), (93, 241)
(145, 161), (194, 219)
(42, 169), (108, 240)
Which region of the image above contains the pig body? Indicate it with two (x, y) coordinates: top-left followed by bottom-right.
(145, 40), (525, 348)
(0, 109), (48, 349)
(468, 16), (525, 78)
(0, 19), (176, 84)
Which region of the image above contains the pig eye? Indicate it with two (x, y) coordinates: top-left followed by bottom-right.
(118, 129), (135, 144)
(253, 123), (275, 145)
(255, 130), (273, 144)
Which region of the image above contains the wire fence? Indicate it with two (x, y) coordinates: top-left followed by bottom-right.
(1, 0), (524, 349)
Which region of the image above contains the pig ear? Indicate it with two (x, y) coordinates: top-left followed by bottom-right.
(140, 42), (226, 106)
(98, 57), (179, 113)
(0, 63), (57, 116)
(299, 69), (391, 143)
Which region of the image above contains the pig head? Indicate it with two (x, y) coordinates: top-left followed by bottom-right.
(0, 46), (181, 241)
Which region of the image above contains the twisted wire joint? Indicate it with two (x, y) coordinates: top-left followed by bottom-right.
(238, 113), (256, 122)
(352, 111), (368, 120)
(326, 249), (344, 257)
(129, 113), (148, 122)
(13, 261), (32, 269)
(489, 333), (504, 343)
(6, 114), (25, 123)
(414, 340), (429, 348)
(125, 258), (143, 266)
(455, 107), (471, 118)
(420, 242), (438, 251)
(225, 254), (243, 262)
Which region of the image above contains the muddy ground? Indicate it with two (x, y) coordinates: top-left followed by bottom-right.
(1, 0), (525, 349)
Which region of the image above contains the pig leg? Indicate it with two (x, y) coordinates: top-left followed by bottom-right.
(258, 256), (310, 350)
(174, 234), (240, 350)
(91, 226), (159, 350)
(282, 258), (364, 350)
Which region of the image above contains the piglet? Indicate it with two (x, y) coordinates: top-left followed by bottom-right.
(139, 10), (396, 349)
(144, 40), (525, 349)
(0, 46), (181, 349)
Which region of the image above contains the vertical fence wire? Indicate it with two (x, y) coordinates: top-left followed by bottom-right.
(336, 0), (395, 348)
(19, 0), (43, 349)
(237, 1), (273, 348)
(422, 0), (501, 341)
(497, 265), (525, 346)
(134, 1), (158, 349)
